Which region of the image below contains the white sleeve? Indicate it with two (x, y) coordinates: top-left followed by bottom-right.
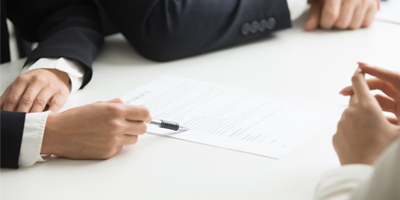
(314, 137), (400, 200)
(22, 58), (85, 94)
(286, 0), (308, 21)
(18, 111), (51, 167)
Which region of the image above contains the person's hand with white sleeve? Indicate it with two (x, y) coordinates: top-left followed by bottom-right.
(0, 58), (84, 113)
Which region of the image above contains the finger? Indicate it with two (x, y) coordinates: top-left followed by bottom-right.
(335, 0), (356, 29)
(349, 5), (367, 30)
(3, 81), (29, 111)
(0, 85), (12, 109)
(16, 82), (46, 113)
(123, 121), (147, 135)
(358, 62), (400, 91)
(351, 68), (375, 102)
(386, 116), (398, 125)
(30, 87), (56, 112)
(125, 105), (151, 121)
(320, 0), (342, 29)
(340, 85), (353, 96)
(305, 2), (323, 31)
(349, 94), (357, 105)
(362, 3), (377, 27)
(48, 94), (68, 113)
(121, 135), (139, 145)
(375, 94), (397, 114)
(340, 78), (400, 102)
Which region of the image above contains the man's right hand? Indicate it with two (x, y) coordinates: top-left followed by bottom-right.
(41, 98), (151, 160)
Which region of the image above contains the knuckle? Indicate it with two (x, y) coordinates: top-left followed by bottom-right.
(6, 96), (18, 105)
(368, 0), (377, 9)
(360, 102), (374, 111)
(20, 95), (33, 105)
(50, 84), (62, 93)
(35, 97), (47, 106)
(342, 108), (354, 118)
(323, 9), (338, 23)
(108, 119), (123, 131)
(33, 74), (47, 83)
(51, 100), (63, 108)
(107, 104), (125, 117)
(15, 74), (29, 83)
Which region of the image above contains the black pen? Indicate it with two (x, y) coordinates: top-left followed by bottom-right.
(150, 119), (190, 131)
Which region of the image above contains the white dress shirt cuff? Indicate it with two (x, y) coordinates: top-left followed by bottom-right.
(22, 58), (85, 95)
(18, 111), (51, 167)
(314, 164), (374, 200)
(286, 0), (308, 21)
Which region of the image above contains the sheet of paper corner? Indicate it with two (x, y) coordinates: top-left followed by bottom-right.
(121, 75), (345, 159)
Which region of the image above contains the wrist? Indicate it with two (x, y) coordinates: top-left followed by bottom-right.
(41, 113), (60, 155)
(47, 69), (72, 92)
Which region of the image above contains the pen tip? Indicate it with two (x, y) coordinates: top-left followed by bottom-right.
(179, 127), (190, 132)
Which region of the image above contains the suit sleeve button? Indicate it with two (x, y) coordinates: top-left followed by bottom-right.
(250, 21), (260, 33)
(241, 22), (251, 35)
(259, 19), (267, 32)
(266, 17), (276, 30)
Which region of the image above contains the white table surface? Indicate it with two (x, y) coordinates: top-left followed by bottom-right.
(1, 13), (400, 200)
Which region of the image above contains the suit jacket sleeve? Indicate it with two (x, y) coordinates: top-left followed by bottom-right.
(0, 110), (26, 169)
(98, 0), (291, 61)
(6, 0), (104, 88)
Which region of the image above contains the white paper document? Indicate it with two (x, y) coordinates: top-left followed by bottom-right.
(121, 76), (344, 158)
(375, 0), (400, 24)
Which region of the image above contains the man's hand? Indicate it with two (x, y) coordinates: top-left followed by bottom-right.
(0, 69), (70, 113)
(305, 0), (378, 31)
(334, 64), (400, 166)
(41, 98), (152, 160)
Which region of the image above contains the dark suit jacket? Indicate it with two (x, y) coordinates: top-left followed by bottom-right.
(0, 110), (26, 168)
(2, 0), (291, 87)
(98, 0), (292, 62)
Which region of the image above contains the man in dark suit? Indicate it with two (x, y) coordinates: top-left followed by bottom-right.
(1, 1), (151, 169)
